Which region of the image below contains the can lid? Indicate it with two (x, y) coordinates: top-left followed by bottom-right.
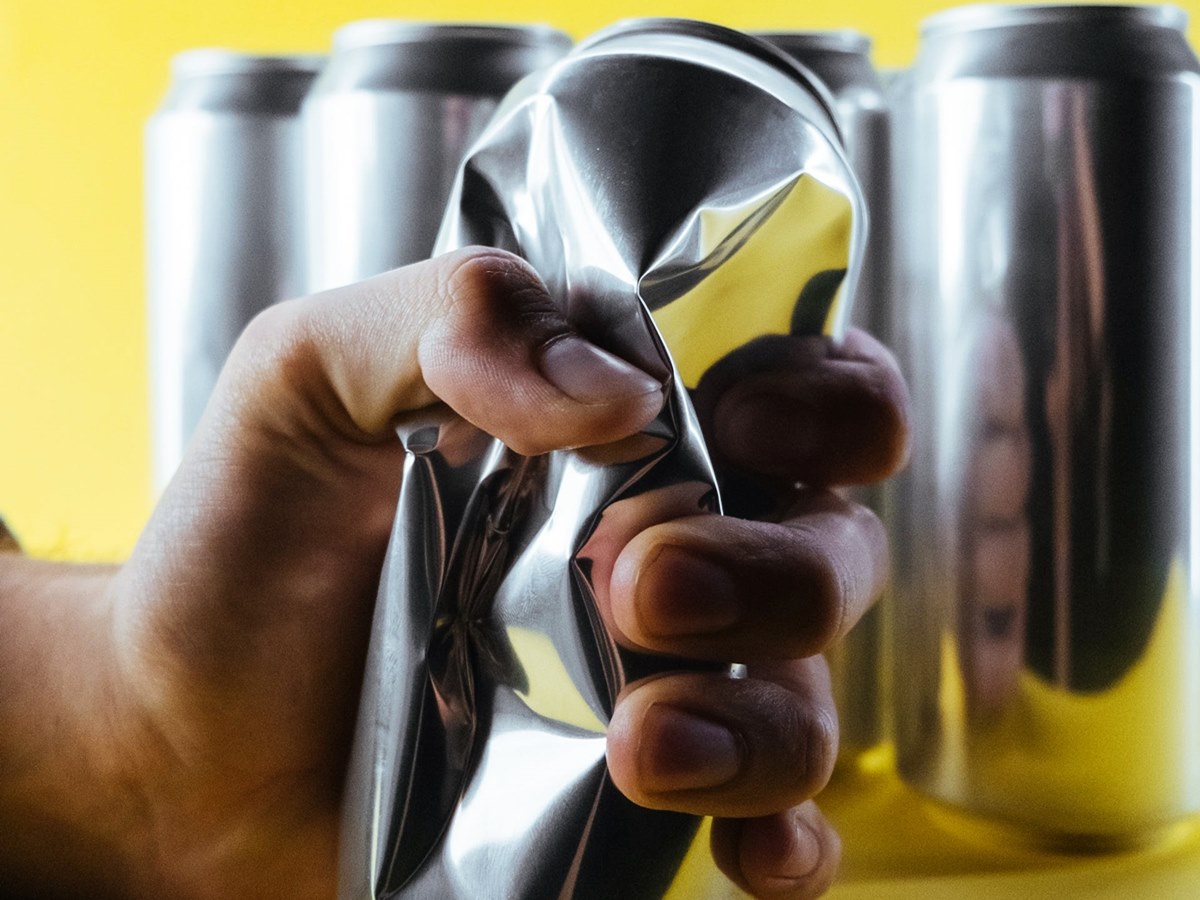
(922, 4), (1187, 37)
(580, 18), (844, 144)
(332, 20), (572, 54)
(752, 30), (872, 57)
(170, 49), (324, 79)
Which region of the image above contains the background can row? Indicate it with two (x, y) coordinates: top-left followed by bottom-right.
(146, 22), (571, 490)
(146, 4), (1200, 850)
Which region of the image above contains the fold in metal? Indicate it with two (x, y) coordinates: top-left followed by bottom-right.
(340, 19), (864, 899)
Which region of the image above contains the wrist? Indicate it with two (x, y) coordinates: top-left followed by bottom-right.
(0, 556), (142, 897)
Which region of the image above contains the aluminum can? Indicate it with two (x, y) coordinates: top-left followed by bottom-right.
(302, 21), (571, 292)
(339, 18), (863, 898)
(146, 51), (320, 492)
(891, 4), (1200, 847)
(759, 29), (893, 765)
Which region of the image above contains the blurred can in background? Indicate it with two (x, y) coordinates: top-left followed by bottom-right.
(891, 4), (1200, 846)
(302, 21), (571, 291)
(759, 29), (892, 764)
(146, 50), (320, 492)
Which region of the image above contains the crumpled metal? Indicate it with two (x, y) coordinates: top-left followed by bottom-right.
(340, 18), (864, 899)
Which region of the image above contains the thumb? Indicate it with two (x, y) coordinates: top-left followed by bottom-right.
(116, 246), (665, 751)
(227, 247), (665, 456)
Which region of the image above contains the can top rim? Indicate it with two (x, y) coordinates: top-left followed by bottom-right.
(922, 4), (1187, 37)
(170, 49), (324, 79)
(579, 18), (844, 143)
(752, 30), (872, 56)
(332, 20), (573, 53)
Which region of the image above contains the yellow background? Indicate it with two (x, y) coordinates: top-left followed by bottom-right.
(3, 2), (1200, 897)
(4, 0), (1196, 560)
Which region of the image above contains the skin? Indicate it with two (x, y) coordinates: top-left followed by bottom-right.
(0, 247), (908, 900)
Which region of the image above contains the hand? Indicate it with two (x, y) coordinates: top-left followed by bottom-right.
(604, 327), (908, 899)
(0, 248), (907, 900)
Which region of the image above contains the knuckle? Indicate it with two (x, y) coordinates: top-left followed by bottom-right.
(744, 680), (837, 804)
(442, 249), (539, 307)
(230, 299), (318, 384)
(789, 525), (850, 652)
(437, 248), (565, 346)
(772, 699), (836, 802)
(236, 299), (294, 355)
(441, 248), (509, 301)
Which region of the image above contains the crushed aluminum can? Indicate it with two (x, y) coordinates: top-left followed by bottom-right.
(340, 18), (865, 898)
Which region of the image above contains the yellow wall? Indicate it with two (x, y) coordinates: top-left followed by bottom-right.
(1, 0), (1197, 559)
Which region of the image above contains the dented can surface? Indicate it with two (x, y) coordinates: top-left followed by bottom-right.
(302, 21), (571, 291)
(891, 4), (1200, 846)
(340, 18), (864, 898)
(146, 50), (320, 491)
(760, 29), (893, 764)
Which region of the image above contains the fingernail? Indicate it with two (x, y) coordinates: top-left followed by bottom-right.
(538, 336), (661, 405)
(639, 704), (743, 793)
(637, 546), (742, 637)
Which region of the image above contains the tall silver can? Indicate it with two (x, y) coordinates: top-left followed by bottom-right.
(892, 4), (1200, 846)
(759, 30), (892, 765)
(302, 21), (571, 292)
(146, 51), (320, 492)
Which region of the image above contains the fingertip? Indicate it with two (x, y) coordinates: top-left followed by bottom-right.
(607, 535), (650, 646)
(712, 806), (841, 900)
(840, 328), (912, 476)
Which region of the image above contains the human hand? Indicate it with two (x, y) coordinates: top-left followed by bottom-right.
(0, 248), (907, 900)
(602, 327), (908, 899)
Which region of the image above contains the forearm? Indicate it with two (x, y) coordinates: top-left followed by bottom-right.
(0, 555), (137, 898)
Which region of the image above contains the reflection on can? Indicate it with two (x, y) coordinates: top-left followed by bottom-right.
(892, 3), (1200, 847)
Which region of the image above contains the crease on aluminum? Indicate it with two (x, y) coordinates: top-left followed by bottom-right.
(339, 19), (864, 899)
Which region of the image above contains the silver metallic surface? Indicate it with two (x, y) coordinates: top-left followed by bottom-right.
(891, 4), (1200, 845)
(146, 50), (320, 491)
(340, 19), (864, 898)
(302, 22), (571, 292)
(759, 29), (893, 764)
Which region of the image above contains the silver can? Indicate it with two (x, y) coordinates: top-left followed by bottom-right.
(892, 4), (1200, 847)
(146, 50), (320, 492)
(340, 18), (863, 898)
(759, 29), (892, 765)
(302, 21), (571, 292)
